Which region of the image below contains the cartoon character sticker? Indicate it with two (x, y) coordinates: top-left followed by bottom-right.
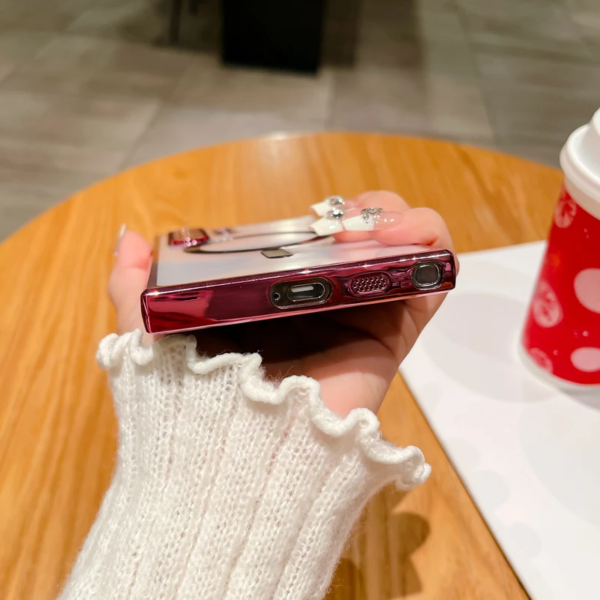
(554, 192), (577, 228)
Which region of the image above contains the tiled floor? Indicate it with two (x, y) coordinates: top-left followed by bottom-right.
(0, 0), (599, 240)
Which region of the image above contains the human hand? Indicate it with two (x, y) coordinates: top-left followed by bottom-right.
(109, 191), (454, 416)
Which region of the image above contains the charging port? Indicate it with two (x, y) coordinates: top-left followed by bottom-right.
(288, 283), (327, 302)
(271, 278), (332, 308)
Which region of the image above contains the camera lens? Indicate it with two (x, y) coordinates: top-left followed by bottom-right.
(412, 262), (442, 289)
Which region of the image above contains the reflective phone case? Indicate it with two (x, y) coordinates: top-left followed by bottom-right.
(142, 216), (456, 334)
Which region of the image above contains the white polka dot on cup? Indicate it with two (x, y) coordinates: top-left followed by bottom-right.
(571, 347), (600, 373)
(574, 269), (600, 314)
(529, 348), (553, 372)
(532, 280), (563, 327)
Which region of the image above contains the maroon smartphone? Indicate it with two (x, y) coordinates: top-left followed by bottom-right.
(142, 216), (456, 334)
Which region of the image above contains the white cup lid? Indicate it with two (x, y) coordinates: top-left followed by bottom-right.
(560, 108), (600, 219)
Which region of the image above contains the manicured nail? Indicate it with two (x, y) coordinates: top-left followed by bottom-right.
(113, 223), (126, 256)
(310, 195), (355, 217)
(310, 205), (353, 235)
(342, 208), (401, 232)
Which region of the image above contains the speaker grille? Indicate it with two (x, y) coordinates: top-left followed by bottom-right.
(349, 272), (391, 295)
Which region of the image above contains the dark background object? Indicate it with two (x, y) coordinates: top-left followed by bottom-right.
(221, 0), (327, 73)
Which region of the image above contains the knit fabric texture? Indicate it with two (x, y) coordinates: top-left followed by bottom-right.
(60, 330), (431, 600)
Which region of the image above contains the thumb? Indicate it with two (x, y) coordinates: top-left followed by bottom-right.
(109, 230), (153, 334)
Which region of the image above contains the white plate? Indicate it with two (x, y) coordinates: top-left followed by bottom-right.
(401, 241), (600, 600)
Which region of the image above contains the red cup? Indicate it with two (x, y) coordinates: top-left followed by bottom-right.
(522, 110), (600, 389)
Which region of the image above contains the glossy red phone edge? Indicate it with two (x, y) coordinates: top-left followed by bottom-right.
(141, 248), (456, 334)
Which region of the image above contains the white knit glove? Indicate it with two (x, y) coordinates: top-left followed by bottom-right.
(59, 331), (430, 600)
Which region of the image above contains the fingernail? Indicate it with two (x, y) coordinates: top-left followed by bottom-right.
(309, 205), (351, 235)
(342, 208), (401, 232)
(310, 217), (343, 235)
(310, 195), (353, 217)
(113, 223), (126, 256)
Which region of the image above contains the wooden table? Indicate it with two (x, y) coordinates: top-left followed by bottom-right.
(0, 133), (561, 599)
